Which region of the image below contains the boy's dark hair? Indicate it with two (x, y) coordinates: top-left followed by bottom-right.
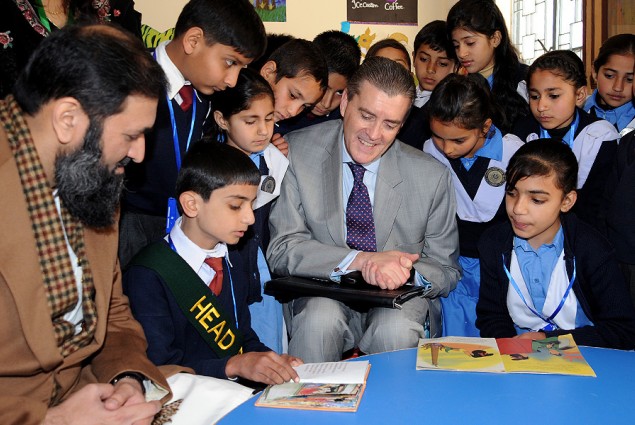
(506, 138), (578, 195)
(248, 33), (296, 73)
(447, 0), (527, 133)
(593, 33), (635, 73)
(365, 38), (412, 69)
(208, 68), (274, 140)
(174, 0), (266, 60)
(347, 56), (415, 104)
(413, 20), (456, 62)
(265, 39), (328, 91)
(14, 24), (166, 120)
(528, 50), (587, 90)
(313, 30), (361, 80)
(427, 73), (497, 130)
(176, 141), (260, 207)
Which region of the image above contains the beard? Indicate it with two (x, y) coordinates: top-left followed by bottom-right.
(55, 120), (128, 228)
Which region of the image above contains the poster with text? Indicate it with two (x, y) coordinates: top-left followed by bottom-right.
(348, 0), (417, 25)
(253, 0), (286, 22)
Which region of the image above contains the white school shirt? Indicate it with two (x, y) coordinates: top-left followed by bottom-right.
(252, 144), (289, 210)
(154, 41), (203, 108)
(423, 133), (524, 222)
(167, 216), (229, 282)
(526, 119), (619, 188)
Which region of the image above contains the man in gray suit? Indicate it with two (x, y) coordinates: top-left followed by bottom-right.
(267, 57), (460, 362)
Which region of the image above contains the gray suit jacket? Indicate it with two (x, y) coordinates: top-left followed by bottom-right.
(267, 120), (461, 299)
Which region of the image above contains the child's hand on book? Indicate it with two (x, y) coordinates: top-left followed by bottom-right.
(514, 331), (546, 340)
(225, 351), (302, 385)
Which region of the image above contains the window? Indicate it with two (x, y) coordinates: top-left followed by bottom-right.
(511, 0), (584, 64)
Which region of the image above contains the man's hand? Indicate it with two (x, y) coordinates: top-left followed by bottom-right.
(225, 351), (303, 385)
(271, 133), (289, 157)
(42, 383), (161, 425)
(104, 377), (146, 410)
(351, 251), (420, 290)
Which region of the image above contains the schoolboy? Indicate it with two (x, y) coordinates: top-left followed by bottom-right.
(124, 141), (302, 384)
(119, 0), (267, 268)
(257, 38), (328, 149)
(209, 69), (289, 353)
(276, 30), (361, 135)
(400, 21), (458, 150)
(412, 21), (458, 108)
(365, 38), (412, 71)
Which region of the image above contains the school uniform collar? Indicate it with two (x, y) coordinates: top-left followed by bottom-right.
(501, 214), (577, 267)
(414, 86), (432, 108)
(513, 224), (564, 256)
(474, 125), (503, 162)
(249, 151), (264, 162)
(155, 41), (200, 103)
(167, 217), (229, 273)
(584, 89), (635, 131)
(249, 151), (265, 173)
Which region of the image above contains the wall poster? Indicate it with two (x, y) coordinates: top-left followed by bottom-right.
(253, 0), (287, 22)
(347, 0), (417, 25)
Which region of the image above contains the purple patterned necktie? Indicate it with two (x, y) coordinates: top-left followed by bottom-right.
(346, 162), (377, 252)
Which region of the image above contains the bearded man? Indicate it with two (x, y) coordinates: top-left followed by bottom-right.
(0, 24), (174, 424)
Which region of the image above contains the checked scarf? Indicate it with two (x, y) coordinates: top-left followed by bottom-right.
(0, 96), (97, 358)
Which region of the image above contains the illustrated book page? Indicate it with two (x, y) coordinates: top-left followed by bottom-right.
(255, 360), (370, 412)
(416, 334), (595, 377)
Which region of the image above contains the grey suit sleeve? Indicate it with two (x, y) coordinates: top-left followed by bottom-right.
(414, 167), (461, 298)
(267, 153), (353, 279)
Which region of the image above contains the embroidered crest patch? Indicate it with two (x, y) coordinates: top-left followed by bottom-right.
(261, 176), (276, 193)
(485, 167), (505, 187)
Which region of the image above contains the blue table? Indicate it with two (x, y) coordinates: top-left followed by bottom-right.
(220, 347), (635, 423)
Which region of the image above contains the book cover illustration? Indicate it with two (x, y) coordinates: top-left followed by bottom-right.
(255, 360), (370, 412)
(497, 335), (596, 377)
(416, 334), (595, 377)
(416, 336), (505, 372)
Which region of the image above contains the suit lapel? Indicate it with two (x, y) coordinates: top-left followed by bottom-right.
(373, 143), (403, 250)
(322, 127), (346, 246)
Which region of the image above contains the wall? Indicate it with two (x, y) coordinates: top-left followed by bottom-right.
(134, 0), (458, 56)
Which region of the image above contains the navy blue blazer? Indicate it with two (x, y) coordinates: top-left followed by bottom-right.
(606, 131), (635, 264)
(123, 93), (210, 217)
(123, 242), (269, 379)
(476, 213), (635, 349)
(397, 104), (430, 151)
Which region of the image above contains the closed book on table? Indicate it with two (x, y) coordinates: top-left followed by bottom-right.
(264, 273), (428, 309)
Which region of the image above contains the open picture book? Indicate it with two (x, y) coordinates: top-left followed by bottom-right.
(255, 360), (371, 412)
(416, 334), (595, 377)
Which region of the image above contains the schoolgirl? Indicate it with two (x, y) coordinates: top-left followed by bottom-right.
(476, 139), (635, 349)
(446, 0), (529, 133)
(423, 73), (524, 336)
(209, 68), (289, 353)
(512, 50), (619, 229)
(583, 33), (635, 136)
